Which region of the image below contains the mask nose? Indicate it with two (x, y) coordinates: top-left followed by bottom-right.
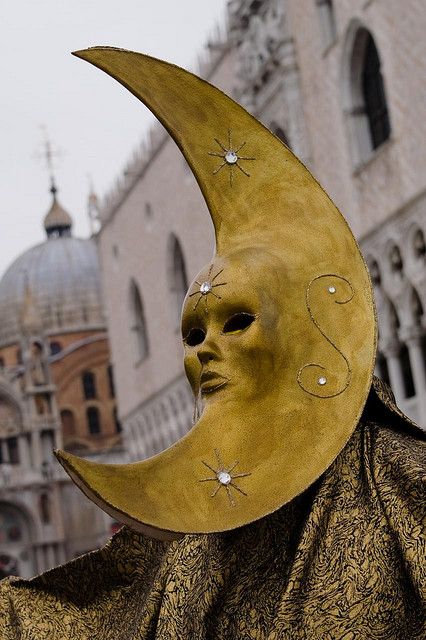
(196, 333), (219, 366)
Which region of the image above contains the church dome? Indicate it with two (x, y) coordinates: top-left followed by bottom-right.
(0, 194), (105, 348)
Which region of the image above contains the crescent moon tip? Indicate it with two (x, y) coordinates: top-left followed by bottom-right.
(72, 46), (129, 58)
(72, 48), (89, 58)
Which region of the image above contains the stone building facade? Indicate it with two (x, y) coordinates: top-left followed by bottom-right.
(0, 190), (123, 578)
(95, 0), (426, 463)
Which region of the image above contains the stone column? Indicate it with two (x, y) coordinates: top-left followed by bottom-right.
(35, 545), (45, 574)
(403, 330), (426, 423)
(383, 341), (405, 405)
(45, 544), (56, 570)
(31, 430), (43, 470)
(18, 434), (31, 469)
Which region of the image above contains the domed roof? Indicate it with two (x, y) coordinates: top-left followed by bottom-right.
(0, 210), (105, 347)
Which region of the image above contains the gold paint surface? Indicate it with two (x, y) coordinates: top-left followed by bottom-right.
(4, 384), (425, 637)
(56, 48), (377, 536)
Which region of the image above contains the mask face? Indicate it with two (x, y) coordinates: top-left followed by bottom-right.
(182, 250), (286, 413)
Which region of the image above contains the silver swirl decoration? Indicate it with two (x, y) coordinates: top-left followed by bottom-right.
(297, 274), (354, 399)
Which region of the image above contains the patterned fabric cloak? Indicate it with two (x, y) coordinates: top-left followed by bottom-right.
(0, 379), (425, 639)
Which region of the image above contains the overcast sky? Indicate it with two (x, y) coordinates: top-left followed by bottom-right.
(0, 0), (228, 278)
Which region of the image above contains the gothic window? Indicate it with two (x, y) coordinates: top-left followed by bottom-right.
(362, 34), (391, 150)
(6, 438), (19, 465)
(82, 371), (96, 400)
(342, 26), (391, 166)
(87, 406), (101, 435)
(129, 280), (149, 363)
(107, 364), (115, 398)
(368, 259), (381, 286)
(389, 300), (400, 333)
(413, 228), (426, 260)
(60, 409), (75, 439)
(168, 235), (188, 330)
(49, 341), (62, 356)
(389, 244), (403, 275)
(316, 0), (337, 50)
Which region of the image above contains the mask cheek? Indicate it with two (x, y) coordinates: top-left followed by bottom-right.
(184, 353), (202, 393)
(232, 331), (276, 393)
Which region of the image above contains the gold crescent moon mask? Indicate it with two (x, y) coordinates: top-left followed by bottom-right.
(56, 47), (377, 540)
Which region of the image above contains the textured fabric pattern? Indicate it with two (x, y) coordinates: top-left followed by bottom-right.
(0, 383), (425, 639)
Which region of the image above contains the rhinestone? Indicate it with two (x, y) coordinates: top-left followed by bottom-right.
(225, 150), (238, 164)
(217, 471), (232, 485)
(318, 376), (327, 386)
(200, 281), (212, 295)
(328, 286), (336, 294)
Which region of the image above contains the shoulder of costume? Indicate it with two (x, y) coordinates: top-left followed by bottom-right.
(363, 376), (426, 441)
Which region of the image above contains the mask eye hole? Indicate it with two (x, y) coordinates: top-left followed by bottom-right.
(223, 312), (256, 335)
(184, 328), (206, 347)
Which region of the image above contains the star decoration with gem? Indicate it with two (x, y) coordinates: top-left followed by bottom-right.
(199, 448), (251, 507)
(208, 130), (255, 186)
(188, 264), (227, 313)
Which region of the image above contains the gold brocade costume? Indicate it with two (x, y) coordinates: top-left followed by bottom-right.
(1, 49), (424, 638)
(1, 379), (424, 639)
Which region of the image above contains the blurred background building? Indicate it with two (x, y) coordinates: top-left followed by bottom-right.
(1, 0), (425, 577)
(0, 184), (123, 578)
(95, 0), (426, 465)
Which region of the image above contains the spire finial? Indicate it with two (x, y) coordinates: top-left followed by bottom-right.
(37, 125), (62, 199)
(87, 174), (101, 235)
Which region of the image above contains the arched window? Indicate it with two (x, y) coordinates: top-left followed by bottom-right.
(367, 258), (381, 286)
(60, 409), (76, 439)
(0, 503), (34, 578)
(389, 244), (403, 275)
(49, 341), (62, 356)
(316, 0), (337, 50)
(342, 26), (391, 165)
(362, 34), (391, 150)
(82, 371), (96, 400)
(413, 228), (426, 260)
(168, 235), (188, 329)
(87, 406), (101, 435)
(6, 438), (19, 465)
(107, 364), (115, 398)
(129, 281), (149, 363)
(0, 505), (25, 543)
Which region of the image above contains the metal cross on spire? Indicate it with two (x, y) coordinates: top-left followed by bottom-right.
(35, 125), (64, 197)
